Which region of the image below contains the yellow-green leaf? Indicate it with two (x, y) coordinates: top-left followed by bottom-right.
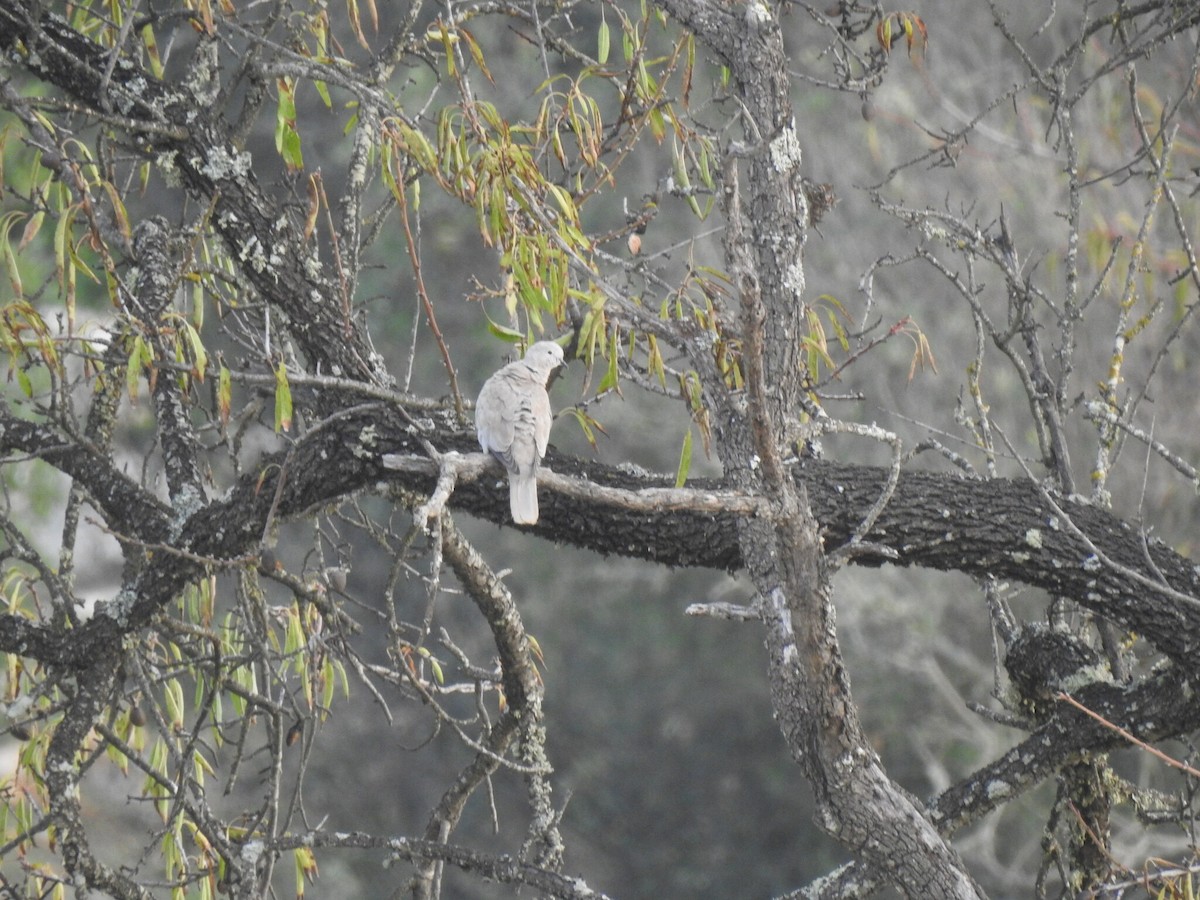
(459, 26), (493, 82)
(164, 677), (185, 731)
(486, 319), (524, 342)
(99, 181), (132, 245)
(597, 327), (620, 393)
(127, 334), (150, 402)
(314, 79), (332, 109)
(182, 321), (208, 381)
(1, 211), (25, 297)
(597, 12), (610, 64)
(294, 847), (319, 898)
(141, 23), (164, 78)
(675, 428), (693, 488)
(274, 360), (293, 432)
(218, 362), (232, 425)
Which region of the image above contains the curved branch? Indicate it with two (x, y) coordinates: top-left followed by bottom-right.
(0, 411), (172, 542)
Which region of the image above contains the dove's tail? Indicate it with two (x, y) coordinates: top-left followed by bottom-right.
(509, 474), (539, 525)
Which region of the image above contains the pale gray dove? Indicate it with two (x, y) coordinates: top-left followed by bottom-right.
(475, 341), (565, 524)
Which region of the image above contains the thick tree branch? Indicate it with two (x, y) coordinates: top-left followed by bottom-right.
(660, 0), (983, 890)
(128, 216), (207, 508)
(5, 405), (1199, 671)
(44, 661), (151, 899)
(0, 411), (172, 542)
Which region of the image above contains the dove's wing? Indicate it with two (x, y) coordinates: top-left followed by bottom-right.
(475, 373), (519, 470)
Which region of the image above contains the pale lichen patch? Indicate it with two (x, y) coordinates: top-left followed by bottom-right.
(768, 125), (802, 175)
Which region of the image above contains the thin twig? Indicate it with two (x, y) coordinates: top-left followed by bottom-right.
(1056, 691), (1200, 779)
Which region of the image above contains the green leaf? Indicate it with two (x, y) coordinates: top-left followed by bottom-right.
(99, 179), (132, 244)
(127, 334), (150, 402)
(321, 658), (337, 710)
(577, 306), (604, 360)
(314, 80), (332, 109)
(282, 127), (304, 171)
(675, 428), (693, 488)
(647, 334), (666, 386)
(546, 183), (579, 225)
(140, 23), (164, 77)
(459, 26), (493, 82)
(218, 362), (232, 425)
(275, 78), (303, 171)
(274, 360), (293, 432)
(648, 106), (666, 143)
(164, 677), (185, 730)
(294, 847), (319, 897)
(284, 603), (303, 657)
(486, 319), (525, 342)
(439, 21), (457, 76)
(191, 277), (204, 329)
(332, 658), (350, 699)
(0, 211), (24, 297)
(181, 321), (208, 381)
(697, 142), (713, 190)
(562, 406), (606, 451)
(597, 12), (610, 64)
(597, 327), (620, 393)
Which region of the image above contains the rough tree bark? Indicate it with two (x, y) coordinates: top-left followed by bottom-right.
(650, 0), (985, 893)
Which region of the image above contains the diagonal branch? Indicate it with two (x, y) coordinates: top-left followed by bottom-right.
(804, 664), (1200, 897)
(0, 1), (386, 388)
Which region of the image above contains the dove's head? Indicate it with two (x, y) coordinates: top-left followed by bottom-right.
(523, 341), (566, 379)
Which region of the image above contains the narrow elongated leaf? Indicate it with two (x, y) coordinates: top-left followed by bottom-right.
(217, 362), (232, 425)
(127, 334), (150, 401)
(675, 428), (693, 487)
(18, 210), (44, 251)
(99, 180), (132, 244)
(597, 13), (610, 64)
(182, 321), (208, 381)
(274, 360), (293, 432)
(459, 27), (493, 82)
(141, 23), (164, 77)
(0, 211), (24, 297)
